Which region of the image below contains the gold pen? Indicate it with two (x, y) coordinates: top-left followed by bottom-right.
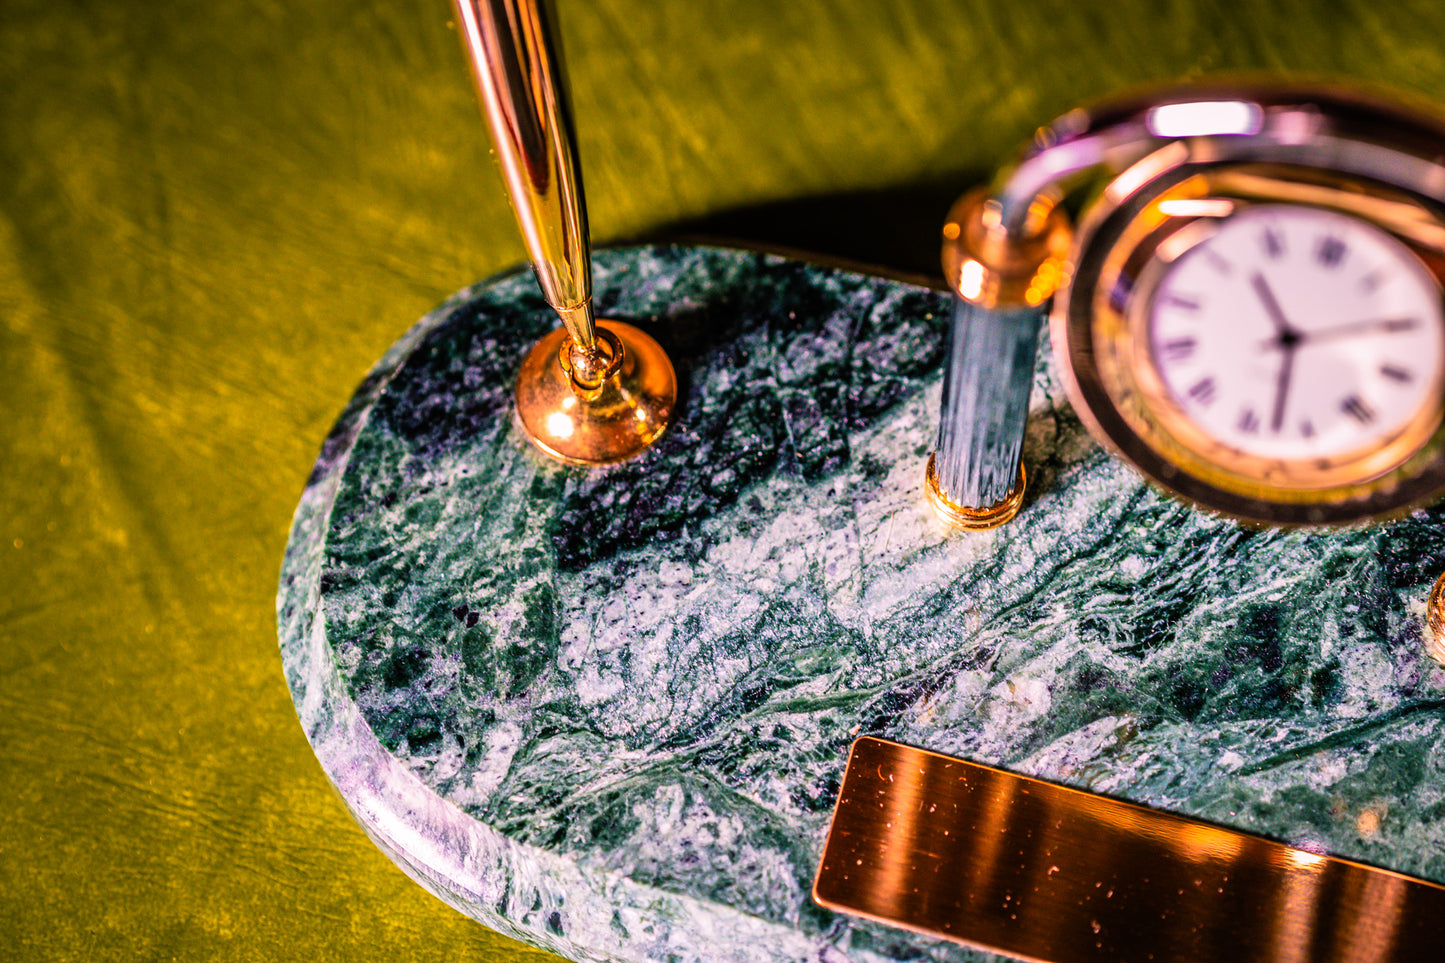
(453, 0), (595, 350)
(453, 0), (676, 466)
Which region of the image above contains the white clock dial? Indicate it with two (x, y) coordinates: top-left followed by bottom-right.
(1148, 204), (1445, 462)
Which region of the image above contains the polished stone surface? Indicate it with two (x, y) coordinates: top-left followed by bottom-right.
(279, 245), (1445, 962)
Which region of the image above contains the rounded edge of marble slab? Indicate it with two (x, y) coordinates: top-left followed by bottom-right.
(274, 267), (864, 963)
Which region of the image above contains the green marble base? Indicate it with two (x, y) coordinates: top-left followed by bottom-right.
(278, 245), (1445, 962)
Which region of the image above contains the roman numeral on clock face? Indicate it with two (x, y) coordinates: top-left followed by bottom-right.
(1162, 293), (1200, 311)
(1186, 377), (1217, 405)
(1341, 395), (1375, 424)
(1159, 337), (1196, 361)
(1316, 236), (1347, 268)
(1202, 249), (1233, 274)
(1380, 364), (1413, 383)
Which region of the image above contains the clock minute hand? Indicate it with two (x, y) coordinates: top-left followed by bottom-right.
(1270, 343), (1297, 432)
(1299, 316), (1419, 344)
(1256, 317), (1419, 350)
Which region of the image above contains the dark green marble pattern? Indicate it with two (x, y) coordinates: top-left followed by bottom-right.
(281, 244), (1445, 963)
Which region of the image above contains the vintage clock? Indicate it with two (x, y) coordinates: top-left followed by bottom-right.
(930, 85), (1445, 527)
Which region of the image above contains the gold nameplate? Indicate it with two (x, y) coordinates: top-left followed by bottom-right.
(814, 737), (1445, 962)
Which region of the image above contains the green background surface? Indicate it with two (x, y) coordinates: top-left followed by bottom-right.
(5, 0), (1445, 959)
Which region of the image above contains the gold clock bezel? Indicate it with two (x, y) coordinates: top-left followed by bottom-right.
(1053, 156), (1445, 526)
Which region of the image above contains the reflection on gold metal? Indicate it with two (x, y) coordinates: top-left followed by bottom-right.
(815, 737), (1445, 962)
(514, 320), (675, 465)
(942, 188), (1073, 311)
(454, 0), (675, 464)
(1427, 572), (1445, 665)
(924, 455), (1026, 531)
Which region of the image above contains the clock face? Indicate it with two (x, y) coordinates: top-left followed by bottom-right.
(1148, 204), (1445, 465)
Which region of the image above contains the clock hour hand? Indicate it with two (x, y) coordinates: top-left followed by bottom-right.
(1250, 272), (1302, 346)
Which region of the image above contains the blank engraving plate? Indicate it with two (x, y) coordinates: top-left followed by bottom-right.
(814, 738), (1445, 962)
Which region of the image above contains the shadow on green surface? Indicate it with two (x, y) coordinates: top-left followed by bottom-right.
(644, 175), (980, 285)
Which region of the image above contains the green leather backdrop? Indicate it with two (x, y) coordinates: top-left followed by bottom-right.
(5, 0), (1445, 959)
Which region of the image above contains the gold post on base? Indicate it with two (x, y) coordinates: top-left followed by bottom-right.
(926, 188), (1071, 531)
(925, 454), (1026, 531)
(453, 0), (675, 465)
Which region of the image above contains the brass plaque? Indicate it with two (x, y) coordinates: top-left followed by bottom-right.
(814, 737), (1445, 962)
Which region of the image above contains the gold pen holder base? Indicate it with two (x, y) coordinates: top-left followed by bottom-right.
(924, 454), (1026, 531)
(515, 319), (676, 466)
